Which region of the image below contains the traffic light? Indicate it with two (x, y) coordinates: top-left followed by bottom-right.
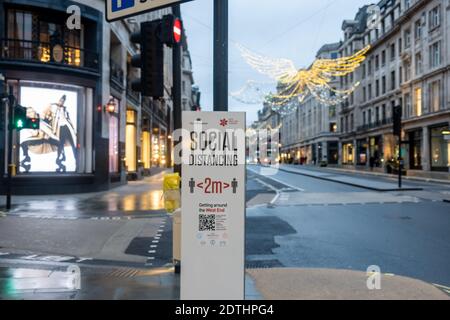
(130, 16), (183, 99)
(130, 21), (164, 98)
(13, 105), (40, 130)
(393, 105), (402, 137)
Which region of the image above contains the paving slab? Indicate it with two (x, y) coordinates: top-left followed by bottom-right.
(247, 268), (450, 300)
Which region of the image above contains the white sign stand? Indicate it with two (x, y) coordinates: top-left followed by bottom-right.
(181, 112), (246, 300)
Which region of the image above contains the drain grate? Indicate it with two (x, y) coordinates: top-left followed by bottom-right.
(246, 260), (283, 269)
(108, 268), (141, 278)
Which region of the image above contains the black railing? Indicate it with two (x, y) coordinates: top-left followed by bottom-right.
(126, 79), (140, 106)
(0, 39), (99, 71)
(357, 117), (393, 132)
(110, 60), (124, 89)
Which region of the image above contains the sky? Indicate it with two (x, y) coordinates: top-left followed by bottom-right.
(181, 0), (372, 125)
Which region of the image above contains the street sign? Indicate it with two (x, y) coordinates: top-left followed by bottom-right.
(173, 18), (182, 43)
(181, 112), (246, 300)
(106, 0), (193, 22)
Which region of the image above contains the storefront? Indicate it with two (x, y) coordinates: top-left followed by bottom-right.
(408, 129), (422, 170)
(356, 139), (368, 166)
(369, 135), (383, 167)
(125, 109), (137, 173)
(342, 142), (354, 165)
(327, 141), (338, 164)
(108, 97), (120, 174)
(430, 125), (449, 172)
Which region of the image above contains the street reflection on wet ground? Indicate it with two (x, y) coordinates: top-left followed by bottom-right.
(1, 171), (170, 218)
(0, 265), (180, 300)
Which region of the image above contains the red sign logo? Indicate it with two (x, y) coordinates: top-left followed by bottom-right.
(219, 119), (228, 127)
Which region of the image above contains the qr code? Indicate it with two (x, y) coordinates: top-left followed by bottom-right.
(199, 214), (216, 231)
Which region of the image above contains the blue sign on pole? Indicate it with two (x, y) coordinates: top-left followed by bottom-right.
(112, 0), (135, 12)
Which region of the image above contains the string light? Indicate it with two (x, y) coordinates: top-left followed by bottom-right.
(233, 44), (371, 110)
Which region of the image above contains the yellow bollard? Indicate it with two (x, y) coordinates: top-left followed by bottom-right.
(8, 164), (16, 177)
(163, 173), (181, 213)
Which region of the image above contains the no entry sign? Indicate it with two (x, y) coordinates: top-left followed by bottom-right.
(181, 112), (246, 300)
(106, 0), (194, 22)
(173, 18), (182, 43)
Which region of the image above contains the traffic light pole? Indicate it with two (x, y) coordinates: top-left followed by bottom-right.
(398, 136), (402, 189)
(6, 87), (15, 210)
(214, 0), (228, 112)
(172, 4), (182, 177)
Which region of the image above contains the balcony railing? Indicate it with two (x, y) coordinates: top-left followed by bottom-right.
(126, 79), (140, 106)
(0, 39), (99, 71)
(357, 117), (393, 132)
(110, 60), (125, 90)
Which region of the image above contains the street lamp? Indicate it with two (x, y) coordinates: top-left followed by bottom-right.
(105, 96), (117, 114)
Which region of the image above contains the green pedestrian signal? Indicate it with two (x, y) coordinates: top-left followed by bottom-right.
(13, 105), (40, 130)
(16, 119), (24, 129)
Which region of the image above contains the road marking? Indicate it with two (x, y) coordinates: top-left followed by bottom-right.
(152, 240), (159, 243)
(433, 283), (450, 291)
(147, 257), (155, 260)
(150, 245), (157, 248)
(148, 250), (156, 254)
(265, 175), (305, 192)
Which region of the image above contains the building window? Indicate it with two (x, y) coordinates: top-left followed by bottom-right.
(430, 42), (441, 68)
(6, 8), (84, 67)
(109, 98), (120, 173)
(414, 20), (422, 40)
(6, 9), (33, 59)
(363, 111), (366, 126)
(390, 43), (395, 61)
(330, 122), (337, 133)
(414, 88), (422, 117)
(375, 55), (379, 70)
(375, 107), (380, 123)
(381, 50), (386, 66)
(429, 6), (441, 30)
(415, 52), (422, 75)
(382, 104), (386, 122)
(391, 71), (396, 91)
(376, 79), (380, 97)
(404, 93), (411, 118)
(404, 29), (411, 48)
(382, 76), (386, 94)
(13, 81), (93, 174)
(405, 62), (411, 82)
(430, 80), (441, 113)
(126, 110), (137, 172)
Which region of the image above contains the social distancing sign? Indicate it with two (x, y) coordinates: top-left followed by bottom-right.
(181, 112), (246, 300)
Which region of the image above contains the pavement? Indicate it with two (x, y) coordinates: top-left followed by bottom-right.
(1, 165), (450, 300)
(247, 268), (450, 300)
(277, 164), (424, 191)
